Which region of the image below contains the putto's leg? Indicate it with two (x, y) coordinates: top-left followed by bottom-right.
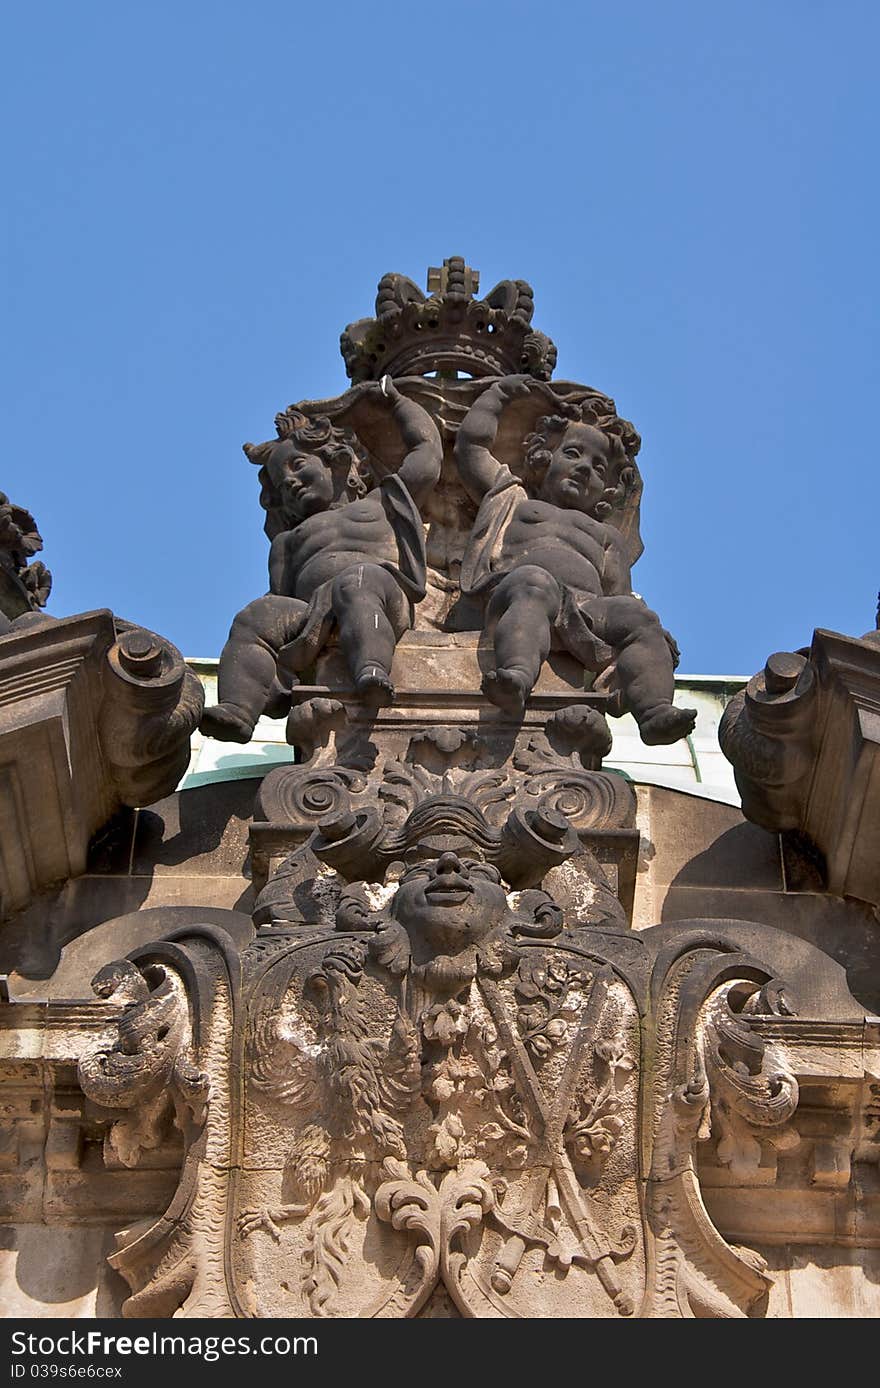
(331, 565), (409, 708)
(201, 595), (307, 742)
(483, 566), (559, 715)
(598, 597), (697, 745)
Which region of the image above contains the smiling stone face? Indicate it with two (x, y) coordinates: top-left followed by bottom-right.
(391, 850), (511, 963)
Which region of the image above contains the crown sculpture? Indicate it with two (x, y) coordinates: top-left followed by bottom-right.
(11, 258), (876, 1322)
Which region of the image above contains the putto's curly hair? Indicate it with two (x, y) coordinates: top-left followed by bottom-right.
(523, 402), (640, 519)
(244, 409), (371, 540)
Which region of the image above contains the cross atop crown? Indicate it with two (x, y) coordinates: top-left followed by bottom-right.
(426, 259), (480, 298)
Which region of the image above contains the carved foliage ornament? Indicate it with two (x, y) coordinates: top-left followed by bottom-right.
(81, 806), (803, 1319)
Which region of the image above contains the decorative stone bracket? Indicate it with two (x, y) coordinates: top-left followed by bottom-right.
(720, 628), (880, 906)
(0, 610), (203, 917)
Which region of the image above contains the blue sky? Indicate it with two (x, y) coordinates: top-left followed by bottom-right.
(4, 2), (878, 674)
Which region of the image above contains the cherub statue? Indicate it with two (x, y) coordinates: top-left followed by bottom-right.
(456, 375), (696, 744)
(202, 379), (442, 740)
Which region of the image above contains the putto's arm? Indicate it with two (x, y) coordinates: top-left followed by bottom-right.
(454, 375), (530, 503)
(268, 530), (297, 597)
(601, 529), (632, 597)
(379, 378), (442, 506)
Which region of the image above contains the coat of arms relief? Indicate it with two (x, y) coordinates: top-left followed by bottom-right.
(80, 774), (816, 1320)
(73, 260), (871, 1318)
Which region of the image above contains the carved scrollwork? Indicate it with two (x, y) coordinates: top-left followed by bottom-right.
(373, 1163), (440, 1295)
(100, 626), (205, 807)
(78, 959), (209, 1168)
(374, 1159), (498, 1314)
(510, 722), (636, 830)
(310, 806), (385, 879)
(701, 986), (800, 1179)
(377, 759), (439, 819)
(290, 771), (356, 822)
(458, 769), (516, 819)
(85, 883), (840, 1319)
(718, 654), (818, 832)
(378, 760), (515, 826)
(519, 768), (636, 831)
(639, 941), (808, 1319)
(255, 763), (365, 827)
(497, 802), (582, 887)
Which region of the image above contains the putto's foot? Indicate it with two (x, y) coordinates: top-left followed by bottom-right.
(355, 666), (395, 709)
(483, 667), (531, 716)
(200, 702), (256, 743)
(638, 703), (698, 746)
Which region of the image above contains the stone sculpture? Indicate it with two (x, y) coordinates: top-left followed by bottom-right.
(720, 613), (880, 906)
(202, 380), (442, 738)
(82, 789), (860, 1319)
(2, 260), (876, 1321)
(202, 255), (695, 749)
(456, 375), (697, 737)
(0, 493), (203, 915)
(0, 490), (51, 626)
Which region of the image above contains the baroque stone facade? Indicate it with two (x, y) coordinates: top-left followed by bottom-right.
(0, 264), (878, 1318)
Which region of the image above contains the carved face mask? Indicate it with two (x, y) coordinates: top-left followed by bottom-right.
(391, 851), (510, 962)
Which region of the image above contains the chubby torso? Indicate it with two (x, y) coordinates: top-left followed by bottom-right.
(275, 497), (400, 598)
(499, 499), (611, 595)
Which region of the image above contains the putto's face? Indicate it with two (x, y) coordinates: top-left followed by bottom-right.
(539, 423), (611, 514)
(391, 851), (510, 961)
(270, 443), (334, 521)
